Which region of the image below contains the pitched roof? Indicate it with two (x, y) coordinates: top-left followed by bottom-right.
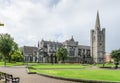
(41, 40), (62, 46)
(23, 46), (38, 54)
(78, 45), (90, 49)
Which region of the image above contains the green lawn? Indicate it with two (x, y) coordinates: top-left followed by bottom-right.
(28, 63), (120, 82)
(30, 63), (89, 69)
(30, 69), (120, 82)
(96, 63), (115, 67)
(0, 62), (24, 66)
(30, 63), (117, 69)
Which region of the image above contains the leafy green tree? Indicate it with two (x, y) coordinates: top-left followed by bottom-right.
(0, 33), (18, 66)
(0, 53), (2, 61)
(11, 50), (23, 62)
(111, 49), (120, 69)
(7, 42), (18, 62)
(56, 47), (68, 63)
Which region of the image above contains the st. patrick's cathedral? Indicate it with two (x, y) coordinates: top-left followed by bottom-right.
(23, 12), (105, 64)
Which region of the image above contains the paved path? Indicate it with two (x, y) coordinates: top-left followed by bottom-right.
(0, 66), (80, 83)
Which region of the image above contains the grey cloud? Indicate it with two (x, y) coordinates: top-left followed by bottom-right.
(0, 0), (120, 53)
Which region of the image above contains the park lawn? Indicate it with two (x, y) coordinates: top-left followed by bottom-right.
(30, 69), (120, 82)
(30, 63), (117, 69)
(96, 63), (115, 67)
(0, 62), (24, 66)
(30, 64), (89, 69)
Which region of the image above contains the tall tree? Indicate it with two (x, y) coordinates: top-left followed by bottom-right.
(111, 49), (120, 69)
(11, 50), (23, 62)
(56, 47), (68, 63)
(9, 42), (18, 62)
(0, 33), (18, 66)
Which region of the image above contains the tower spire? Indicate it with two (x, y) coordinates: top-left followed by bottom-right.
(95, 11), (101, 30)
(70, 35), (74, 41)
(38, 41), (39, 47)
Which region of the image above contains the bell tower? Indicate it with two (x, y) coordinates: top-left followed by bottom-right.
(90, 12), (105, 63)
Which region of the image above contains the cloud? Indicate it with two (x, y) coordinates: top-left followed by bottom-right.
(0, 0), (120, 53)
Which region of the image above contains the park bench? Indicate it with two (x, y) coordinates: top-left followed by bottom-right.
(0, 72), (7, 80)
(0, 72), (20, 83)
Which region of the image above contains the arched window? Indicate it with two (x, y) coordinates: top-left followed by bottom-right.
(78, 49), (81, 56)
(69, 47), (75, 56)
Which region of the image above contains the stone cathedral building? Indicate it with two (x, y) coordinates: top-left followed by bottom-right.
(23, 12), (105, 64)
(91, 12), (105, 63)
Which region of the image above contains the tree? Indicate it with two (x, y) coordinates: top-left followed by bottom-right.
(0, 33), (18, 66)
(56, 47), (68, 63)
(111, 49), (120, 69)
(11, 50), (23, 62)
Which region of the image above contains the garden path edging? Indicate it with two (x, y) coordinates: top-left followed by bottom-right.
(27, 68), (120, 83)
(36, 73), (120, 83)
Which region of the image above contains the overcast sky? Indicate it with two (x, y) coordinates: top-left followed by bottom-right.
(0, 0), (120, 53)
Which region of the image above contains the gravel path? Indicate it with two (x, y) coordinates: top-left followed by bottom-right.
(0, 66), (80, 83)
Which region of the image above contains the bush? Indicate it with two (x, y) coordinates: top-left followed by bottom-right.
(11, 50), (23, 62)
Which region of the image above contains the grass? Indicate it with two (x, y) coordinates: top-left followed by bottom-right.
(0, 61), (118, 82)
(29, 69), (120, 82)
(96, 63), (115, 67)
(0, 62), (24, 66)
(29, 63), (117, 69)
(30, 63), (90, 69)
(28, 63), (120, 82)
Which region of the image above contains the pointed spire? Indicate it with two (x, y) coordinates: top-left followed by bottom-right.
(41, 38), (44, 41)
(72, 35), (73, 39)
(95, 11), (101, 30)
(38, 41), (39, 47)
(70, 35), (74, 41)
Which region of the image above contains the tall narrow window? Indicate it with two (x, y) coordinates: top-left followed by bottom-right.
(69, 47), (75, 56)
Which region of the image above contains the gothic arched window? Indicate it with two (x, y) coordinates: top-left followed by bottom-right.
(69, 47), (75, 56)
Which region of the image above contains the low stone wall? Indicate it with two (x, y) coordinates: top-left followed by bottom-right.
(37, 73), (119, 83)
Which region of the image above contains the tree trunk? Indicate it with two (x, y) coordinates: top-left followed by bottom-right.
(115, 65), (118, 69)
(8, 56), (11, 63)
(62, 57), (65, 64)
(55, 55), (57, 63)
(103, 62), (105, 67)
(4, 56), (6, 67)
(115, 62), (119, 69)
